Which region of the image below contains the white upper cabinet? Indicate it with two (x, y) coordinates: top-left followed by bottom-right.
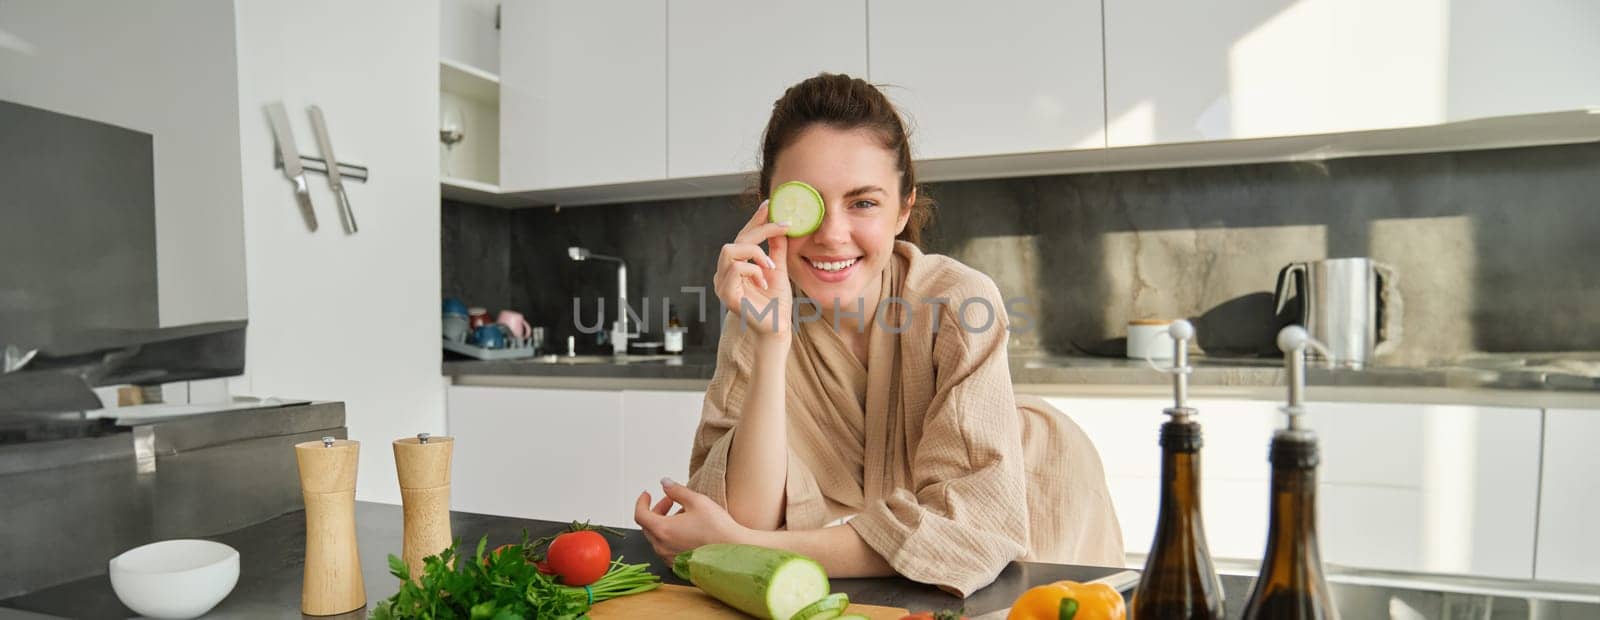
(500, 0), (667, 190)
(1106, 0), (1600, 148)
(1328, 0), (1600, 133)
(495, 0), (1597, 200)
(1104, 0), (1341, 146)
(868, 0), (1105, 160)
(666, 0), (867, 179)
(1433, 0), (1600, 121)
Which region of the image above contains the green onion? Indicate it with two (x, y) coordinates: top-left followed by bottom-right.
(562, 558), (662, 604)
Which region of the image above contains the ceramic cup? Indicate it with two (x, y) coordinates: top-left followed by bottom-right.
(443, 313), (470, 343)
(470, 324), (507, 349)
(467, 307), (491, 330)
(497, 310), (532, 341)
(442, 297), (469, 318)
(1127, 319), (1176, 360)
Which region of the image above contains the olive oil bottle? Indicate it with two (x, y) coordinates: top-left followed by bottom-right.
(1242, 326), (1339, 619)
(1131, 320), (1225, 619)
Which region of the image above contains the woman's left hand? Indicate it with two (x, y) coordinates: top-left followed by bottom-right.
(634, 478), (750, 563)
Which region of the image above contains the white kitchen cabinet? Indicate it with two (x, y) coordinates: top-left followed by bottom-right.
(1308, 402), (1542, 580)
(867, 0), (1105, 160)
(1535, 408), (1600, 585)
(1104, 0), (1342, 146)
(619, 390), (705, 504)
(447, 386), (707, 529)
(1041, 395), (1544, 578)
(666, 1), (867, 179)
(448, 386), (629, 527)
(1043, 396), (1277, 561)
(1105, 0), (1600, 147)
(1432, 1), (1600, 122)
(1326, 0), (1600, 133)
(500, 0), (667, 190)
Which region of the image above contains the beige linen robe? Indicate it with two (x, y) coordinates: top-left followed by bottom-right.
(688, 241), (1122, 595)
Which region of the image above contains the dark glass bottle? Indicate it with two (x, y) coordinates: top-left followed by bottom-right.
(1241, 432), (1338, 619)
(1132, 415), (1225, 619)
(1244, 325), (1340, 619)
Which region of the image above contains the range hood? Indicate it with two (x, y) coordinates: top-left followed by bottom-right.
(0, 319), (246, 418)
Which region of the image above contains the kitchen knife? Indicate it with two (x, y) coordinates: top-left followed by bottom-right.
(968, 570), (1141, 620)
(266, 102), (318, 231)
(307, 105), (358, 234)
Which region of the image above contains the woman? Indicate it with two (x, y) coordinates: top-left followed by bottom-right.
(634, 73), (1121, 596)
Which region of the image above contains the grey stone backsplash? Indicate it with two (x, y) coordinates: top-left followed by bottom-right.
(443, 141), (1600, 365)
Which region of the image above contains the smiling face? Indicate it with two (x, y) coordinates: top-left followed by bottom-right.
(770, 125), (912, 309)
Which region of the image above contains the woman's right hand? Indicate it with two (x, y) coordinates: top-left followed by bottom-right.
(714, 200), (792, 340)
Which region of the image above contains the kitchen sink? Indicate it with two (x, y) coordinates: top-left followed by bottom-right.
(527, 354), (679, 365)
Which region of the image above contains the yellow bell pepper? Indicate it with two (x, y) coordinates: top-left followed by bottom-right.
(1006, 580), (1126, 620)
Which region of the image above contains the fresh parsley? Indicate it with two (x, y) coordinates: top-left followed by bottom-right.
(370, 535), (589, 620)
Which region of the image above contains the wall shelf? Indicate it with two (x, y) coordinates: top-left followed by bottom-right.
(439, 58), (499, 105)
(438, 58), (502, 201)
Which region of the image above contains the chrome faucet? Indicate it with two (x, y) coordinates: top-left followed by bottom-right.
(568, 246), (632, 354)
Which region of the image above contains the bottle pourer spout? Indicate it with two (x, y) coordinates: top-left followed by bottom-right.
(1170, 319), (1194, 411)
(1277, 325), (1330, 430)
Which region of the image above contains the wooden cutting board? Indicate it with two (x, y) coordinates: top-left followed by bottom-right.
(589, 584), (907, 619)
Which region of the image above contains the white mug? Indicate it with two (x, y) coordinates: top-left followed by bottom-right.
(1127, 319), (1175, 360)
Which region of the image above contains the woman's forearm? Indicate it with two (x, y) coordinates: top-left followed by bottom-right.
(741, 524), (895, 578)
(724, 337), (791, 530)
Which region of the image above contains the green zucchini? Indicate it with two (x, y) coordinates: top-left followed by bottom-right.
(791, 592), (850, 620)
(834, 615), (871, 620)
(673, 543), (830, 620)
(769, 181), (825, 237)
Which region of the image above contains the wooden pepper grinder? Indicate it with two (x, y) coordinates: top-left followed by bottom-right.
(295, 436), (365, 616)
(394, 432), (454, 581)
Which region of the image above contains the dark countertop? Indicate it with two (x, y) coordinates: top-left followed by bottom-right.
(444, 352), (721, 380)
(444, 351), (1600, 407)
(4, 502), (1252, 618)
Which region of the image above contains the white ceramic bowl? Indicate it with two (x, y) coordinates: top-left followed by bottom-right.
(109, 539), (239, 619)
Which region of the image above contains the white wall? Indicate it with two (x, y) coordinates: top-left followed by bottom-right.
(0, 0), (248, 327)
(232, 0), (444, 503)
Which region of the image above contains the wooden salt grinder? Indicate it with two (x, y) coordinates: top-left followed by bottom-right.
(295, 436), (365, 616)
(394, 432), (454, 581)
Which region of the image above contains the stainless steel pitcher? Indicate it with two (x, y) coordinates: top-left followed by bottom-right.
(1273, 258), (1402, 368)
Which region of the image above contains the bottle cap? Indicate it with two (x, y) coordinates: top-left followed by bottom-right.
(1270, 430), (1320, 468)
(1160, 418), (1203, 452)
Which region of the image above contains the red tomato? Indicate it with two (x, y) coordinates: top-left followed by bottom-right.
(545, 530), (611, 586)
